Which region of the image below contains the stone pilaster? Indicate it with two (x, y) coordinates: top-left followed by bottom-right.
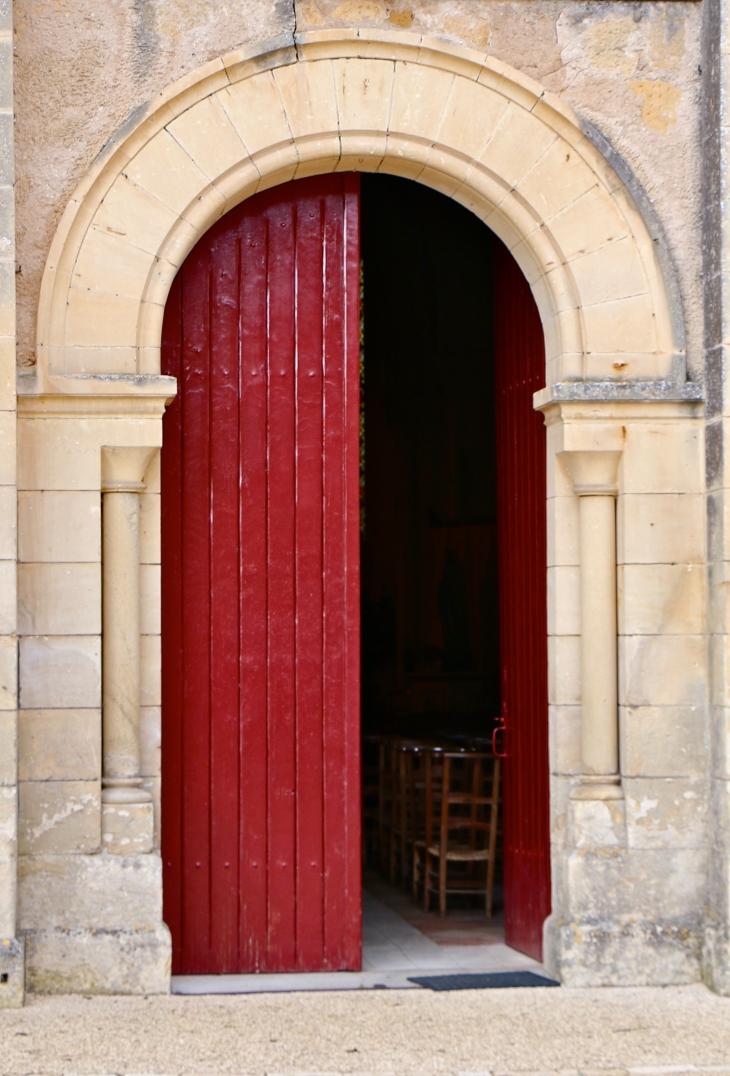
(0, 0), (22, 1008)
(101, 447), (155, 855)
(703, 0), (730, 997)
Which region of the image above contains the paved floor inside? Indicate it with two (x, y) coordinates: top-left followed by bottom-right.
(172, 880), (544, 994)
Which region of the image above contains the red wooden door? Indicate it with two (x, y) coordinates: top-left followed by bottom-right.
(161, 174), (362, 975)
(494, 242), (550, 961)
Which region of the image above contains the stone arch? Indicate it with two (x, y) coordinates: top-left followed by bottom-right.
(35, 30), (681, 390)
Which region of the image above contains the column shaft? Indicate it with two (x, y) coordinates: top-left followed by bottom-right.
(579, 493), (618, 776)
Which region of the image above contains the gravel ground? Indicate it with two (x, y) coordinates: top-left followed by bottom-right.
(1, 983), (730, 1075)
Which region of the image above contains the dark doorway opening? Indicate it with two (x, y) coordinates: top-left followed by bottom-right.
(359, 175), (549, 962)
(360, 175), (499, 738)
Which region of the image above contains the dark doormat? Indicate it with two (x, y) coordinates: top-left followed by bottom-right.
(408, 971), (560, 990)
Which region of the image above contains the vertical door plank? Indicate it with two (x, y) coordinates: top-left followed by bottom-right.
(208, 229), (242, 971)
(294, 193), (326, 970)
(494, 240), (550, 962)
(266, 198), (298, 970)
(342, 177), (362, 969)
(179, 250), (213, 972)
(238, 213), (270, 972)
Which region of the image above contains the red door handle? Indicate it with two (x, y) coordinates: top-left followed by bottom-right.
(492, 717), (507, 759)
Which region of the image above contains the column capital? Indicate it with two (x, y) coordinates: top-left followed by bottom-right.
(558, 449), (622, 496)
(101, 446), (156, 490)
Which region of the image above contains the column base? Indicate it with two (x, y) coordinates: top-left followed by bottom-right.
(0, 937), (25, 1008)
(102, 801), (154, 854)
(24, 924), (171, 995)
(570, 774), (623, 800)
(545, 914), (702, 987)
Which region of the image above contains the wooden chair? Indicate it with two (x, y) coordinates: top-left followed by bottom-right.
(413, 750), (500, 917)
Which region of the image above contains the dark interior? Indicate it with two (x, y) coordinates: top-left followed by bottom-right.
(360, 174), (500, 742)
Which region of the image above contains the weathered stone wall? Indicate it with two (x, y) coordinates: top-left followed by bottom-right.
(0, 0), (20, 1008)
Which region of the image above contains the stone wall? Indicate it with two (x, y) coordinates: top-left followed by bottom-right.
(0, 0), (19, 1008)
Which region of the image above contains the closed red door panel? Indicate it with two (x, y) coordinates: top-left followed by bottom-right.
(494, 242), (551, 962)
(161, 175), (362, 975)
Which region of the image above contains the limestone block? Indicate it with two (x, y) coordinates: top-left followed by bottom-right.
(275, 60), (339, 141)
(18, 491), (101, 562)
(547, 565), (580, 636)
(140, 635), (161, 707)
(221, 72), (293, 156)
(620, 634), (705, 708)
(550, 912), (702, 988)
(582, 294), (657, 357)
(0, 409), (15, 484)
(140, 706), (161, 779)
(708, 562), (730, 636)
(168, 95), (248, 182)
(570, 796), (626, 850)
(621, 706), (707, 779)
(0, 938), (24, 1009)
(618, 564), (705, 636)
(102, 802), (154, 855)
(548, 634), (580, 706)
(19, 416), (162, 492)
(140, 564), (161, 635)
(618, 494), (704, 565)
(517, 138), (596, 224)
(436, 77), (508, 163)
(139, 493), (160, 564)
(142, 776), (161, 849)
(61, 346), (137, 377)
(624, 776), (707, 850)
(18, 779), (100, 855)
(125, 130), (208, 218)
(66, 290), (140, 349)
(547, 494), (579, 568)
(18, 563), (101, 635)
(19, 636), (101, 710)
(332, 58), (393, 134)
(0, 559), (15, 636)
(549, 704), (581, 775)
(478, 103), (557, 190)
(0, 783), (16, 857)
(551, 182), (633, 262)
(24, 923), (171, 995)
(390, 62), (454, 143)
(0, 710), (15, 785)
(550, 773), (580, 855)
(0, 336), (15, 412)
(570, 237), (649, 312)
(18, 710), (100, 782)
(18, 852), (163, 930)
(566, 847), (707, 920)
(622, 423), (702, 495)
(143, 450), (160, 494)
(709, 634), (730, 710)
(0, 859), (16, 939)
(94, 174), (178, 259)
(0, 635), (17, 711)
(71, 227), (153, 304)
(0, 485), (16, 558)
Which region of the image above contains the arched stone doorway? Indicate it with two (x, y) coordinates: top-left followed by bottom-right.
(22, 31), (700, 989)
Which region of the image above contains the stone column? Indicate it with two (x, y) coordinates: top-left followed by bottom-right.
(559, 450), (623, 801)
(101, 446), (155, 853)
